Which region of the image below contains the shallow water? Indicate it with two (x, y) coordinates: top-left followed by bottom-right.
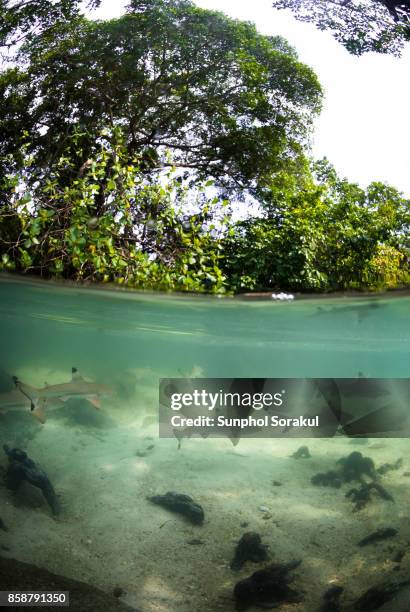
(1, 276), (410, 611)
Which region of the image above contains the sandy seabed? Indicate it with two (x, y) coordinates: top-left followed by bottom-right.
(1, 371), (410, 612)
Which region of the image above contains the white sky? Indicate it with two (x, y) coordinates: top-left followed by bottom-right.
(93, 0), (410, 196)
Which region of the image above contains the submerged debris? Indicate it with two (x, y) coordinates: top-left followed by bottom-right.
(230, 532), (269, 571)
(292, 446), (311, 459)
(311, 470), (342, 488)
(3, 445), (60, 515)
(233, 560), (302, 611)
(312, 452), (394, 511)
(321, 585), (344, 612)
(346, 482), (394, 511)
(337, 451), (376, 482)
(311, 451), (376, 489)
(147, 491), (204, 525)
(358, 527), (398, 547)
(376, 458), (403, 475)
(354, 579), (410, 610)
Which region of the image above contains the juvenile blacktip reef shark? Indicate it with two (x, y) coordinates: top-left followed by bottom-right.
(13, 367), (113, 423)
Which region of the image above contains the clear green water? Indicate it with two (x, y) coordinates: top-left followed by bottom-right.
(1, 275), (410, 611)
(1, 276), (410, 380)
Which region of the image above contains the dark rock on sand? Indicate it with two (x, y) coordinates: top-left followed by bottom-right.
(346, 482), (394, 511)
(230, 532), (269, 571)
(312, 452), (394, 511)
(337, 451), (376, 482)
(354, 579), (410, 610)
(3, 445), (60, 515)
(147, 491), (204, 525)
(377, 458), (403, 475)
(311, 470), (342, 489)
(358, 527), (398, 547)
(233, 560), (302, 611)
(291, 446), (311, 459)
(321, 585), (344, 612)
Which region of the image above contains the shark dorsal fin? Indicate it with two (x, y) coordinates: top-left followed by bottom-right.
(71, 367), (85, 382)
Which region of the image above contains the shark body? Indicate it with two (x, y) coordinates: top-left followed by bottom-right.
(13, 368), (113, 423)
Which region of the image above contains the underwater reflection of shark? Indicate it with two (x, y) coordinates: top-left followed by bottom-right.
(13, 367), (113, 423)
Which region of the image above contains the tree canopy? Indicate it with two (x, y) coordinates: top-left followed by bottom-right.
(0, 0), (322, 203)
(0, 127), (229, 291)
(272, 0), (410, 55)
(222, 159), (410, 291)
(1, 0), (409, 293)
(0, 0), (100, 54)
